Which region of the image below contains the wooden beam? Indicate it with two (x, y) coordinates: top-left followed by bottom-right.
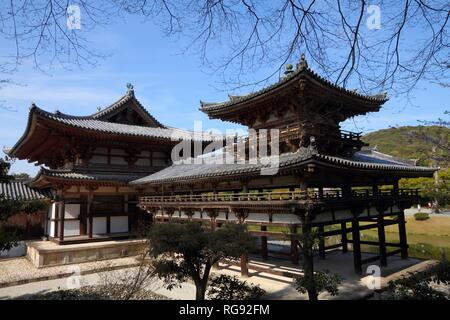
(88, 188), (94, 238)
(261, 225), (268, 260)
(398, 211), (408, 259)
(377, 215), (387, 266)
(58, 192), (65, 242)
(341, 222), (348, 253)
(53, 203), (59, 239)
(318, 225), (325, 259)
(352, 218), (362, 275)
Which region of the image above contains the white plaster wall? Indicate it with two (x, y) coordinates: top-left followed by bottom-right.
(93, 147), (108, 154)
(111, 156), (127, 165)
(153, 152), (166, 158)
(246, 213), (270, 223)
(139, 151), (150, 157)
(64, 221), (80, 236)
(135, 158), (150, 166)
(153, 159), (167, 166)
(93, 217), (107, 234)
(111, 148), (126, 155)
(272, 213), (302, 224)
(64, 204), (80, 219)
(217, 212), (228, 221)
(47, 203), (56, 236)
(192, 211), (202, 219)
(0, 241), (26, 258)
(90, 155), (108, 164)
(110, 216), (128, 233)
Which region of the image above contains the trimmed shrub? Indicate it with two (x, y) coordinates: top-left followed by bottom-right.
(207, 275), (266, 300)
(414, 212), (430, 221)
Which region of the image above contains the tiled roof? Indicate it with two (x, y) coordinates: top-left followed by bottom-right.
(7, 90), (226, 158)
(30, 104), (225, 142)
(200, 57), (388, 114)
(0, 181), (52, 200)
(32, 168), (146, 184)
(131, 149), (436, 185)
(313, 153), (435, 172)
(90, 88), (165, 128)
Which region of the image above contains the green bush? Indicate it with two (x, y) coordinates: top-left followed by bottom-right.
(293, 270), (342, 297)
(207, 275), (266, 300)
(414, 212), (430, 221)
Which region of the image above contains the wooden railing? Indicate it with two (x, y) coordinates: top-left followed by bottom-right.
(140, 188), (419, 204)
(340, 130), (362, 141)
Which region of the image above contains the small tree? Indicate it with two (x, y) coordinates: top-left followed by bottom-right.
(289, 222), (342, 300)
(294, 270), (342, 299)
(147, 221), (254, 300)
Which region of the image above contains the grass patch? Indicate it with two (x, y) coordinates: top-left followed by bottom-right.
(249, 216), (450, 261)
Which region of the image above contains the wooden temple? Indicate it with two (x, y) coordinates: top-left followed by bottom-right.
(133, 56), (437, 275)
(7, 84), (223, 244)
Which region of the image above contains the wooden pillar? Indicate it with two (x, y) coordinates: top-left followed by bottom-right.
(393, 179), (399, 195)
(318, 186), (324, 199)
(106, 216), (111, 234)
(341, 222), (348, 253)
(318, 224), (325, 259)
(58, 188), (65, 242)
(398, 211), (408, 259)
(44, 206), (49, 238)
(261, 225), (268, 260)
(377, 215), (387, 266)
(290, 225), (299, 265)
(53, 203), (59, 238)
(372, 183), (379, 196)
(79, 195), (87, 236)
(88, 188), (94, 238)
(124, 194), (130, 233)
(342, 184), (352, 198)
(352, 218), (362, 274)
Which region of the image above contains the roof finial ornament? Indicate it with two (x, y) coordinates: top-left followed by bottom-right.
(308, 136), (318, 154)
(126, 83), (135, 96)
(284, 63), (294, 76)
(296, 53), (308, 70)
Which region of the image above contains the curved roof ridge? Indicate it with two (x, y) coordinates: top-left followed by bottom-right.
(31, 104), (92, 120)
(90, 93), (132, 119)
(200, 59), (389, 112)
(90, 88), (166, 128)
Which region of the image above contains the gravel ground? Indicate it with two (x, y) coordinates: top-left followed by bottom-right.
(0, 256), (140, 287)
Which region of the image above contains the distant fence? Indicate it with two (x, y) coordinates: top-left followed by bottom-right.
(0, 211), (46, 240)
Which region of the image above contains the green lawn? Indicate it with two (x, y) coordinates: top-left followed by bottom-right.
(247, 216), (450, 260)
(360, 215), (450, 260)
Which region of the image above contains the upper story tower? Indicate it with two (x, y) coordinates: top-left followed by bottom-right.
(200, 55), (388, 156)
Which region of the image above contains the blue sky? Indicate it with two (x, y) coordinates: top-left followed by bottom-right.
(0, 15), (448, 176)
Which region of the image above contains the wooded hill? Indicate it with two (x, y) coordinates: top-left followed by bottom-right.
(362, 125), (450, 168)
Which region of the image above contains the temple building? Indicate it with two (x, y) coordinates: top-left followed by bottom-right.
(133, 56), (437, 275)
(7, 84), (223, 244)
(5, 57), (437, 273)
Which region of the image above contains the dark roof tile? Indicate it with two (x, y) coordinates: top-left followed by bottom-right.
(0, 181), (52, 200)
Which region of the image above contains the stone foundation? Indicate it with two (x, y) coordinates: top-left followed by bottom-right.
(26, 239), (146, 268)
